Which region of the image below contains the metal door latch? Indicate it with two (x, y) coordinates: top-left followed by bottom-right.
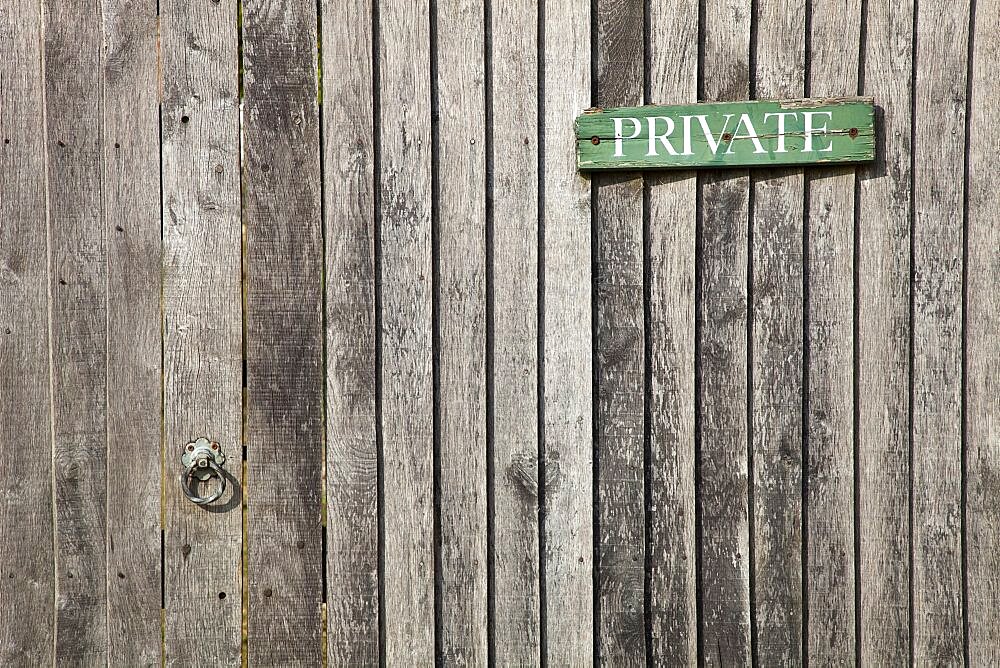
(180, 437), (227, 506)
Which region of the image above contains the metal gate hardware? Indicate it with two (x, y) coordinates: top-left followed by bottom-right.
(180, 437), (227, 506)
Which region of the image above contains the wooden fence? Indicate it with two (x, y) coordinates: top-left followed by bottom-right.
(0, 0), (998, 665)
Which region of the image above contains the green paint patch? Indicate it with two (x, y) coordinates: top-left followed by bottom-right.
(576, 97), (875, 170)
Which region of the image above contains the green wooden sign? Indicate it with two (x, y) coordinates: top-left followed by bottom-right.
(576, 97), (875, 170)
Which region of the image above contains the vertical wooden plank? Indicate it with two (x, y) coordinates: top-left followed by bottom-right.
(541, 0), (593, 662)
(594, 0), (645, 664)
(160, 0), (243, 661)
(102, 0), (162, 664)
(378, 0), (436, 663)
(804, 0), (861, 663)
(490, 0), (541, 661)
(0, 1), (54, 663)
(242, 0), (324, 663)
(322, 0), (379, 663)
(965, 2), (1000, 662)
(646, 0), (698, 663)
(436, 0), (488, 664)
(910, 0), (969, 663)
(857, 0), (913, 662)
(751, 0), (804, 664)
(699, 0), (752, 664)
(43, 0), (108, 661)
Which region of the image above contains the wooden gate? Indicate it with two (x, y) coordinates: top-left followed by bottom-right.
(1, 0), (998, 665)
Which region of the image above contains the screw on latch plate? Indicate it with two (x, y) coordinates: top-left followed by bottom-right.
(180, 437), (227, 506)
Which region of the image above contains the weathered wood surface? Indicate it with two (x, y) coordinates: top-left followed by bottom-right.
(751, 0), (805, 665)
(436, 0), (489, 663)
(594, 0), (646, 664)
(541, 0), (593, 663)
(4, 0), (1000, 664)
(857, 0), (914, 662)
(102, 0), (162, 664)
(0, 0), (54, 663)
(699, 0), (753, 665)
(243, 0), (325, 663)
(489, 0), (542, 662)
(378, 0), (436, 663)
(966, 2), (1000, 664)
(160, 0), (243, 663)
(803, 0), (861, 663)
(646, 0), (699, 662)
(322, 0), (379, 663)
(44, 0), (108, 661)
(910, 0), (969, 663)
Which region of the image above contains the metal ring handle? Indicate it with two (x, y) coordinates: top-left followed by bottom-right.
(180, 459), (226, 506)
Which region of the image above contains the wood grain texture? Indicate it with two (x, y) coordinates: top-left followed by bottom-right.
(803, 0), (861, 663)
(0, 1), (54, 663)
(160, 0), (243, 662)
(378, 0), (436, 662)
(594, 0), (645, 664)
(910, 1), (969, 663)
(243, 0), (325, 663)
(102, 0), (162, 664)
(541, 0), (593, 662)
(435, 0), (489, 664)
(751, 1), (805, 664)
(646, 0), (698, 663)
(965, 2), (1000, 663)
(489, 0), (541, 661)
(856, 0), (913, 662)
(43, 0), (108, 660)
(322, 0), (379, 663)
(699, 0), (752, 664)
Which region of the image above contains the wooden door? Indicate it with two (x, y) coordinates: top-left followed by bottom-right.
(1, 0), (998, 665)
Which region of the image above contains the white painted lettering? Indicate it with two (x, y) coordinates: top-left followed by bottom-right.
(681, 115), (697, 155)
(694, 114), (735, 155)
(726, 113), (768, 154)
(802, 111), (834, 152)
(762, 111), (798, 152)
(613, 117), (642, 157)
(647, 116), (679, 156)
